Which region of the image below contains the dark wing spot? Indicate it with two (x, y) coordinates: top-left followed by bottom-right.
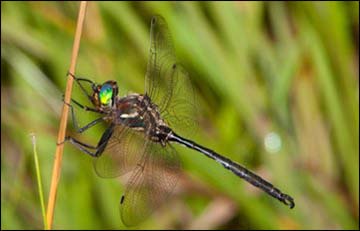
(120, 195), (125, 204)
(172, 63), (177, 69)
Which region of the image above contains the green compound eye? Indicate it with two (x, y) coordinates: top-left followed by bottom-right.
(99, 84), (113, 105)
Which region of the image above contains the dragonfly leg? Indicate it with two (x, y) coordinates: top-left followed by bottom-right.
(63, 100), (104, 133)
(64, 96), (101, 113)
(67, 71), (97, 100)
(65, 136), (101, 157)
(67, 71), (96, 84)
(63, 125), (114, 157)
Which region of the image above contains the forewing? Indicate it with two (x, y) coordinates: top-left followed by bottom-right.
(119, 142), (180, 226)
(145, 15), (176, 112)
(145, 15), (198, 137)
(161, 64), (198, 137)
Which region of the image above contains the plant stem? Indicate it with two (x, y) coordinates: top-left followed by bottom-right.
(46, 2), (88, 229)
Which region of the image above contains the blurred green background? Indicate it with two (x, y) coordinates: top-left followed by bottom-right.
(1, 1), (359, 230)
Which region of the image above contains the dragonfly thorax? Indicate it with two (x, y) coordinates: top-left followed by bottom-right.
(113, 93), (171, 145)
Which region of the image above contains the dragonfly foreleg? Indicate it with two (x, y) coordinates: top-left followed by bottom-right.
(67, 71), (97, 100)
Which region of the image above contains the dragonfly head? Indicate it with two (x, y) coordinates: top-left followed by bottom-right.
(93, 80), (118, 108)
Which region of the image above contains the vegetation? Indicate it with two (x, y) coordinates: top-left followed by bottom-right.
(1, 1), (358, 229)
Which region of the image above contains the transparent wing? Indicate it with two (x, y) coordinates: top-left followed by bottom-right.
(93, 125), (147, 178)
(161, 64), (198, 137)
(145, 15), (176, 111)
(119, 141), (180, 226)
(145, 15), (198, 137)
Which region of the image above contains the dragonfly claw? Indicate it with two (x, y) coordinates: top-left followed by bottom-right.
(67, 71), (76, 79)
(282, 194), (295, 209)
(57, 136), (70, 146)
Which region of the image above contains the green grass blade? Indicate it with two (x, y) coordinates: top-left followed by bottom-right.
(30, 133), (47, 230)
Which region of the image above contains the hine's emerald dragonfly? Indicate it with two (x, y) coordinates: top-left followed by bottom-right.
(63, 15), (295, 226)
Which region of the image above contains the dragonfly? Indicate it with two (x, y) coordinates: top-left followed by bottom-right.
(63, 15), (295, 226)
